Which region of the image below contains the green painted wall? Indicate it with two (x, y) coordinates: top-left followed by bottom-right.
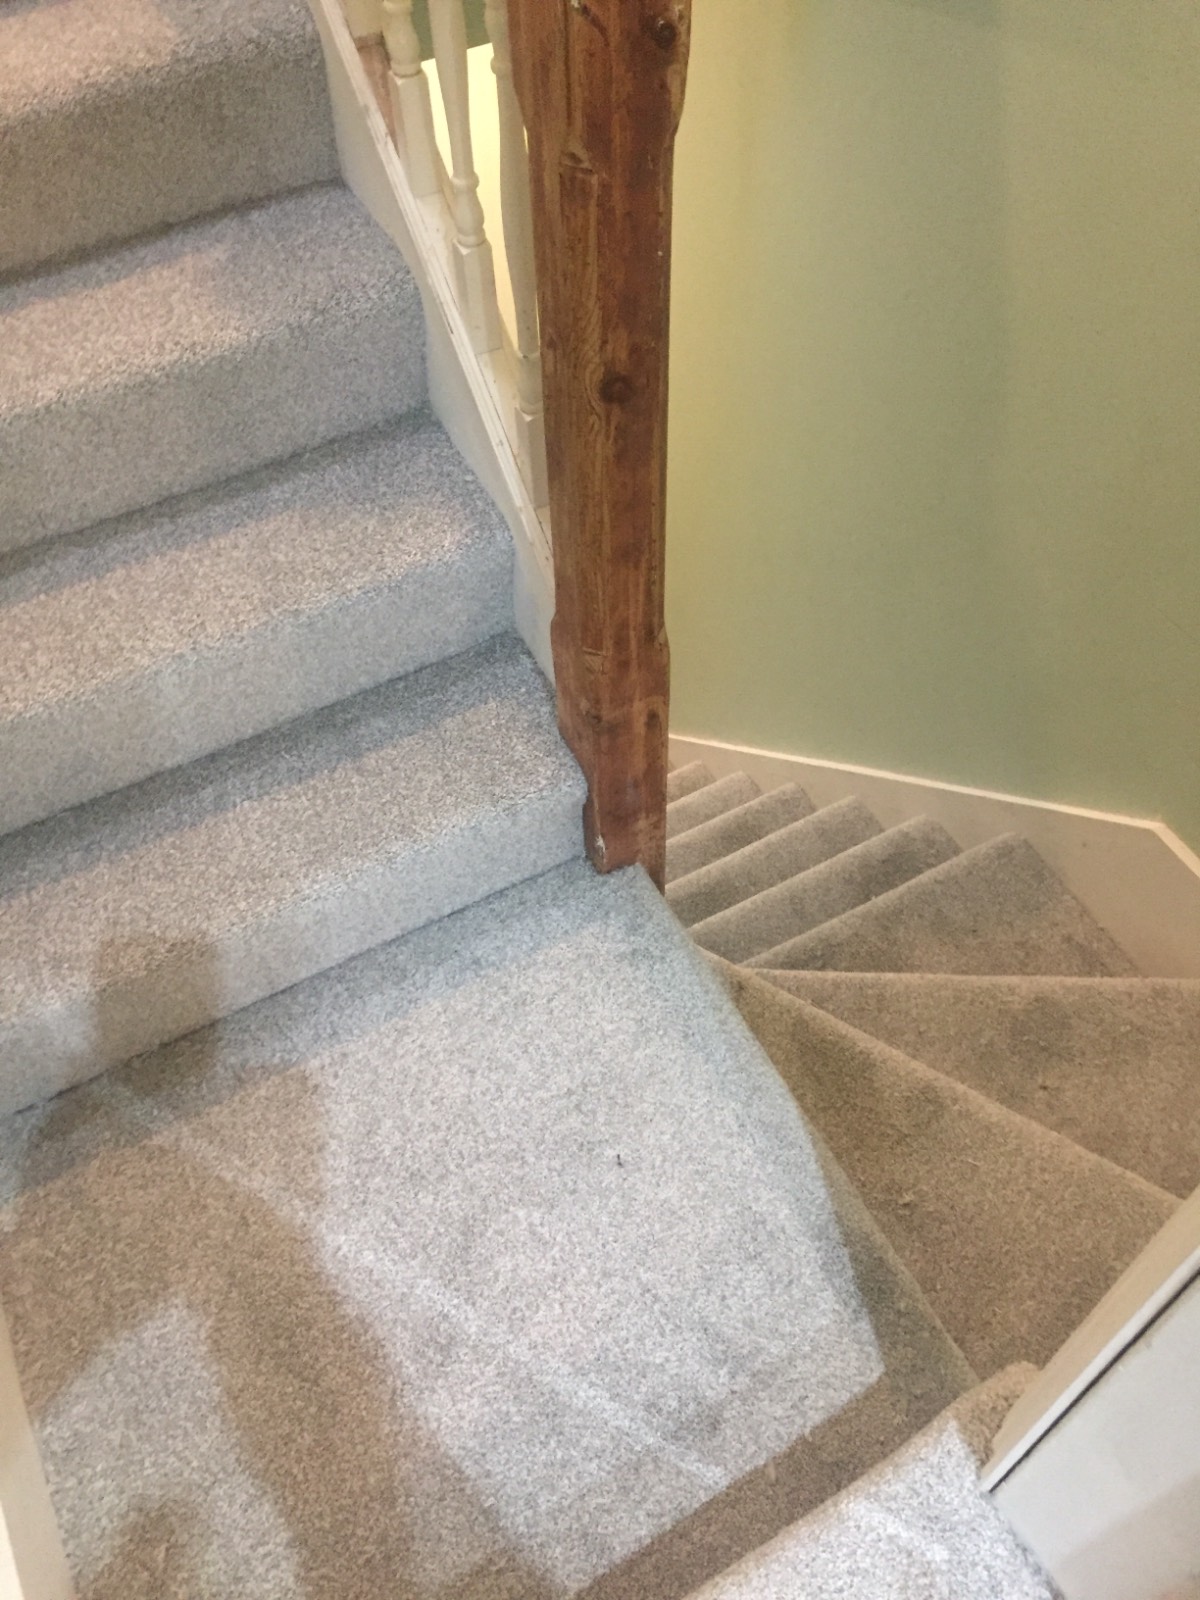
(667, 0), (1200, 848)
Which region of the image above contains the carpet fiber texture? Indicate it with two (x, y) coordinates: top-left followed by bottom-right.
(0, 0), (339, 275)
(0, 635), (583, 1114)
(681, 1365), (1053, 1600)
(757, 971), (1200, 1198)
(719, 964), (1175, 1375)
(0, 417), (510, 833)
(0, 11), (1097, 1596)
(0, 864), (973, 1600)
(0, 184), (424, 553)
(665, 768), (1190, 1387)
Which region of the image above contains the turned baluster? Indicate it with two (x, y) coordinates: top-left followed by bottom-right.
(382, 0), (441, 197)
(428, 0), (503, 354)
(483, 0), (548, 506)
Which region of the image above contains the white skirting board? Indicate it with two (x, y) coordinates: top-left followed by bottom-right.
(304, 0), (555, 681)
(670, 734), (1200, 979)
(0, 1306), (72, 1600)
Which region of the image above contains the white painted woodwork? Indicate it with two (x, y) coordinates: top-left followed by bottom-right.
(668, 732), (1200, 978)
(381, 0), (441, 197)
(427, 0), (503, 355)
(483, 0), (548, 507)
(992, 1266), (1200, 1600)
(342, 0), (384, 38)
(985, 1188), (1200, 1491)
(305, 0), (554, 677)
(0, 1306), (73, 1600)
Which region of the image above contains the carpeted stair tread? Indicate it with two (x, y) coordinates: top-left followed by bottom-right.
(667, 761), (716, 804)
(697, 817), (961, 965)
(0, 418), (510, 834)
(682, 1364), (1054, 1600)
(0, 862), (948, 1600)
(669, 797), (882, 931)
(721, 964), (1176, 1377)
(667, 772), (761, 839)
(755, 832), (1139, 976)
(665, 784), (821, 887)
(754, 971), (1200, 1199)
(0, 0), (339, 277)
(0, 184), (424, 555)
(0, 634), (583, 1118)
(586, 1127), (977, 1600)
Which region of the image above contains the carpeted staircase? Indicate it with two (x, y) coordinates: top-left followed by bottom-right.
(667, 761), (1197, 1379)
(0, 1), (1154, 1595)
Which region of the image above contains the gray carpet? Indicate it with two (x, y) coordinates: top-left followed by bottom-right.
(667, 796), (872, 926)
(667, 762), (717, 804)
(0, 184), (424, 553)
(757, 971), (1200, 1198)
(0, 417), (511, 834)
(692, 817), (961, 964)
(665, 784), (817, 882)
(751, 833), (1138, 975)
(0, 0), (339, 276)
(0, 12), (1094, 1596)
(667, 773), (761, 838)
(720, 963), (1175, 1376)
(0, 635), (583, 1116)
(0, 863), (971, 1600)
(666, 766), (1185, 1389)
(681, 1364), (1055, 1600)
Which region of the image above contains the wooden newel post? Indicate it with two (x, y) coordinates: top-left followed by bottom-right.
(507, 0), (691, 891)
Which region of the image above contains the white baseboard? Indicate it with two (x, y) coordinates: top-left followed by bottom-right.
(670, 733), (1200, 979)
(0, 1306), (72, 1600)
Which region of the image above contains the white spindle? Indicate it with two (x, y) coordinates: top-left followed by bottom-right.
(382, 0), (441, 198)
(428, 0), (503, 355)
(484, 0), (548, 505)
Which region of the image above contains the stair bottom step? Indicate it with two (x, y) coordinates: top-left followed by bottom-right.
(687, 1364), (1055, 1600)
(0, 864), (957, 1600)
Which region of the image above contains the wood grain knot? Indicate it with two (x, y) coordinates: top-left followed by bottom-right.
(598, 370), (635, 405)
(647, 16), (679, 50)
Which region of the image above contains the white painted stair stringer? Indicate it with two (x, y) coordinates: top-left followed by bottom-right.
(305, 0), (556, 680)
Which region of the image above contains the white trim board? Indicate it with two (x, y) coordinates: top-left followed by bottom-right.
(983, 1187), (1200, 1493)
(670, 734), (1200, 978)
(0, 1305), (72, 1600)
(989, 1262), (1200, 1599)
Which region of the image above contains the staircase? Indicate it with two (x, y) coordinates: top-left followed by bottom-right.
(0, 3), (1157, 1597)
(668, 762), (1197, 1379)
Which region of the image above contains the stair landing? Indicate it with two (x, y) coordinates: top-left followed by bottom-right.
(0, 863), (967, 1600)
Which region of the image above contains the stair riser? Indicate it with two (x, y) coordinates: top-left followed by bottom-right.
(699, 821), (959, 965)
(0, 546), (512, 836)
(759, 836), (1139, 977)
(0, 789), (580, 1117)
(667, 798), (879, 927)
(1, 48), (340, 279)
(666, 761), (715, 804)
(1, 275), (425, 557)
(667, 773), (760, 838)
(665, 784), (817, 884)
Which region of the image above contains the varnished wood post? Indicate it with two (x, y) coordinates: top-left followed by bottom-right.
(507, 0), (691, 890)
